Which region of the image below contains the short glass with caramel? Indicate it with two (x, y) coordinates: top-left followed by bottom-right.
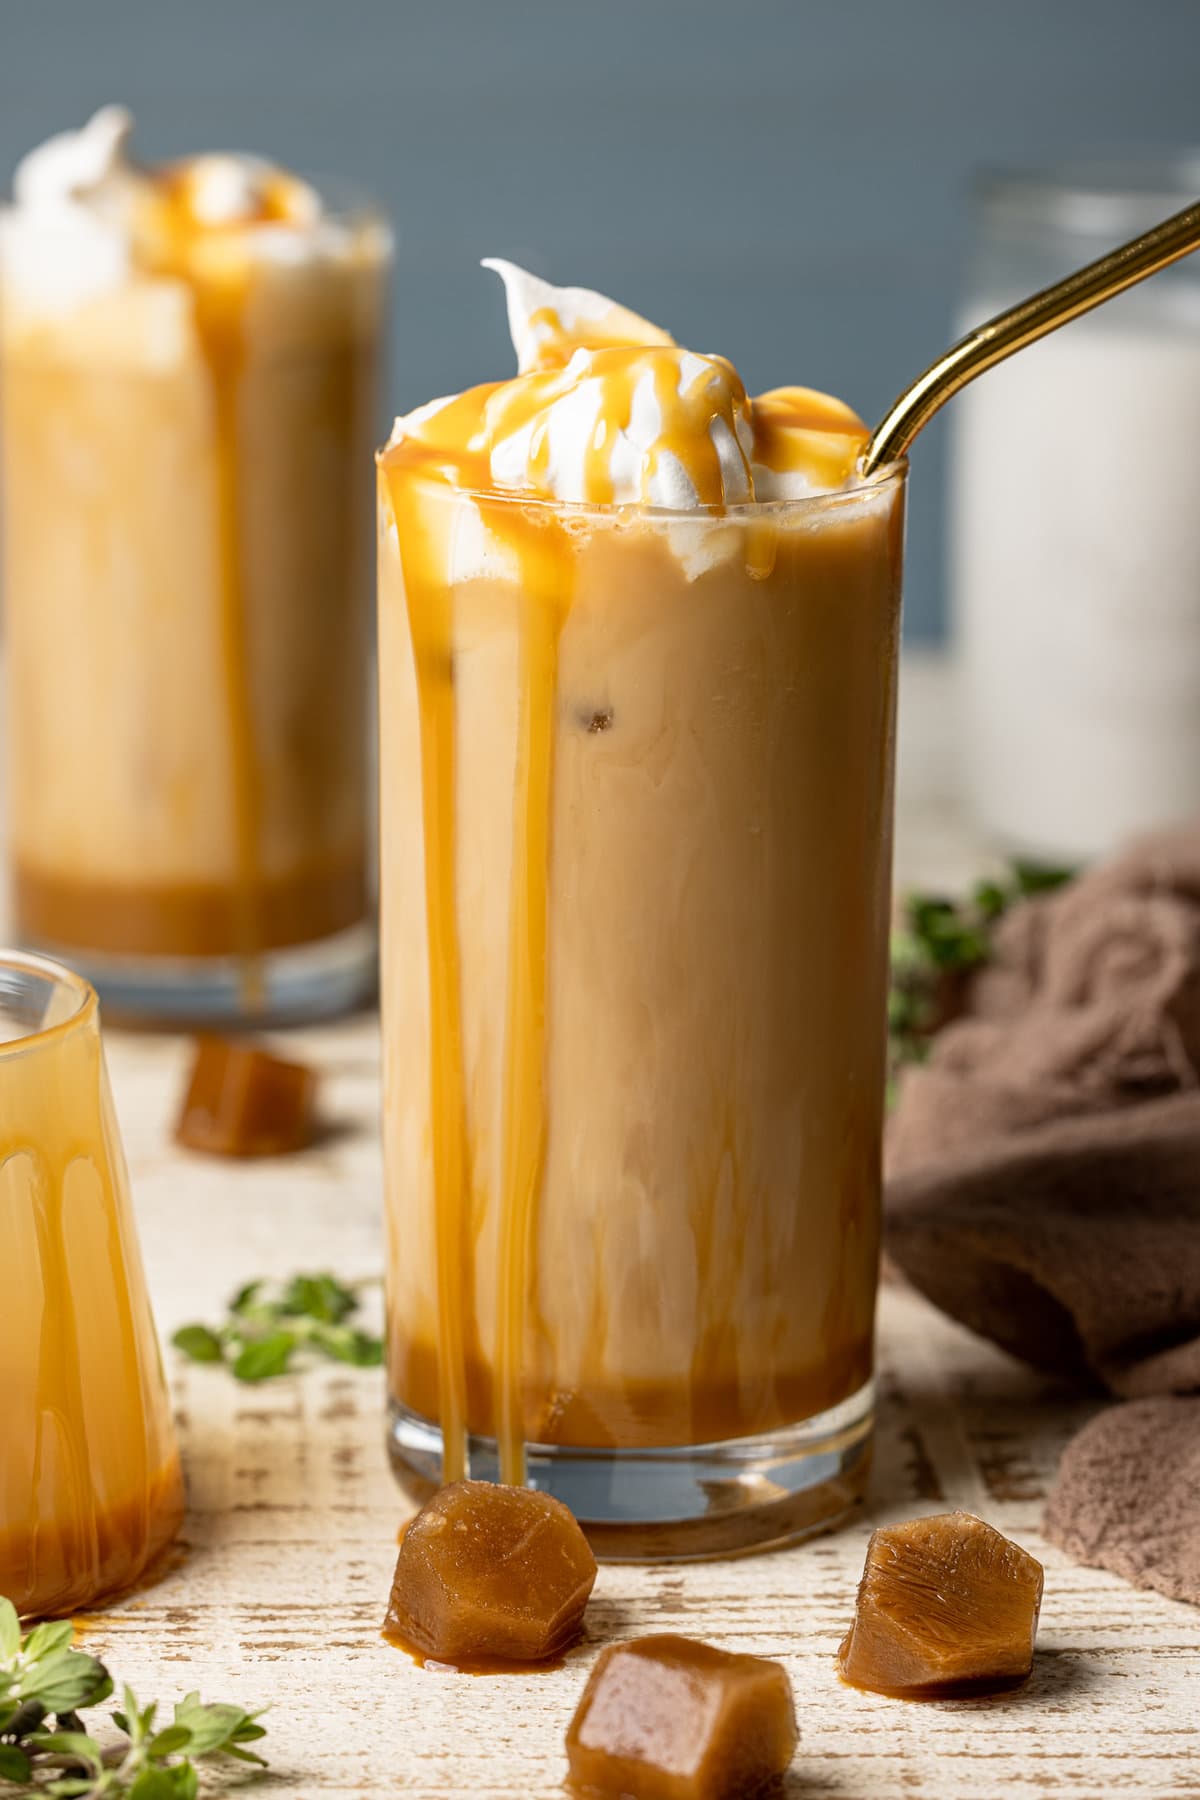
(379, 264), (904, 1555)
(0, 110), (390, 1022)
(0, 952), (183, 1617)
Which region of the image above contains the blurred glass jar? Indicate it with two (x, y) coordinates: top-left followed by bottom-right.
(0, 110), (391, 1022)
(951, 157), (1200, 864)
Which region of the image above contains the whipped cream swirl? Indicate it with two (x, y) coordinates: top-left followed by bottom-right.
(1, 106), (337, 321)
(387, 260), (869, 510)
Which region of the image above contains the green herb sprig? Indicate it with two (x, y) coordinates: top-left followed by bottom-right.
(172, 1272), (383, 1382)
(0, 1598), (265, 1795)
(888, 860), (1073, 1092)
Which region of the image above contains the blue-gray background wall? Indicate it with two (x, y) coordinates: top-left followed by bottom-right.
(3, 0), (1197, 640)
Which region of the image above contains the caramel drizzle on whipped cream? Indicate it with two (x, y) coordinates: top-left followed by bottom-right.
(383, 267), (869, 510)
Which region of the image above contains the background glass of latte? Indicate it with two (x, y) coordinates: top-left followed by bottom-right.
(0, 110), (390, 1023)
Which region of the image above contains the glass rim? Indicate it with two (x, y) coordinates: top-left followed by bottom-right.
(0, 950), (97, 1059)
(376, 459), (907, 522)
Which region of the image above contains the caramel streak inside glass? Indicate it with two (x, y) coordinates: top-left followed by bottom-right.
(198, 277), (263, 1000)
(389, 483), (471, 1484)
(492, 511), (571, 1486)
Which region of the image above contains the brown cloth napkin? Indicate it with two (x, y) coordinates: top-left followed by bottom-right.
(885, 825), (1200, 1601)
(888, 824), (1200, 1177)
(1043, 1397), (1200, 1606)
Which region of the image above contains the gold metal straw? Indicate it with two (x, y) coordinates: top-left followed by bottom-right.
(860, 196), (1200, 476)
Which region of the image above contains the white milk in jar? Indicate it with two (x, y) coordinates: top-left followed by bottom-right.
(951, 160), (1200, 864)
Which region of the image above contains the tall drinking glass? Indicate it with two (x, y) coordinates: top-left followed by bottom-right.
(378, 467), (905, 1557)
(0, 953), (183, 1616)
(0, 128), (390, 1024)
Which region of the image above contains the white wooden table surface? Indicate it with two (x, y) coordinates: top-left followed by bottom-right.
(29, 657), (1200, 1797)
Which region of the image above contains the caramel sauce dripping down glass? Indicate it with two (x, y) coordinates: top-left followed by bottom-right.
(0, 953), (184, 1618)
(379, 463), (905, 1557)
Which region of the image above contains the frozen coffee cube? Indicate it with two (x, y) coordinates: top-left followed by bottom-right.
(838, 1510), (1044, 1698)
(175, 1035), (318, 1158)
(566, 1634), (798, 1799)
(384, 1480), (597, 1666)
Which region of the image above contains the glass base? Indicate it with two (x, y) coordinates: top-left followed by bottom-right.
(19, 921), (377, 1029)
(386, 1380), (873, 1561)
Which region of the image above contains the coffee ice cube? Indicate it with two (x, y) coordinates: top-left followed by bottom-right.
(837, 1510), (1044, 1698)
(566, 1634), (797, 1798)
(384, 1480), (597, 1666)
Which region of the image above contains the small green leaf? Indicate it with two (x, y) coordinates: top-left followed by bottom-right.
(120, 1684), (148, 1742)
(172, 1694), (267, 1763)
(42, 1730), (101, 1759)
(170, 1764), (200, 1800)
(148, 1723), (192, 1758)
(17, 1648), (110, 1713)
(1012, 859), (1074, 897)
(312, 1322), (384, 1367)
(230, 1721), (268, 1744)
(0, 1744), (31, 1784)
(45, 1781), (98, 1798)
(91, 1671), (116, 1710)
(229, 1281), (264, 1316)
(280, 1273), (352, 1323)
(225, 1743), (270, 1766)
(128, 1768), (181, 1800)
(171, 1324), (225, 1365)
(23, 1620), (75, 1661)
(26, 1729), (103, 1770)
(26, 1649), (112, 1713)
(170, 1696), (245, 1755)
(0, 1599), (20, 1663)
(232, 1331), (296, 1382)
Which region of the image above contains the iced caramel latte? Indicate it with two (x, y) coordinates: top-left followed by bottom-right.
(380, 265), (904, 1555)
(0, 110), (389, 1020)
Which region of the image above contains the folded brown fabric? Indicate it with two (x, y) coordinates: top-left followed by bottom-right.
(887, 827), (1200, 1389)
(887, 1092), (1200, 1395)
(1043, 1397), (1200, 1605)
(887, 824), (1200, 1181)
(885, 825), (1200, 1603)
